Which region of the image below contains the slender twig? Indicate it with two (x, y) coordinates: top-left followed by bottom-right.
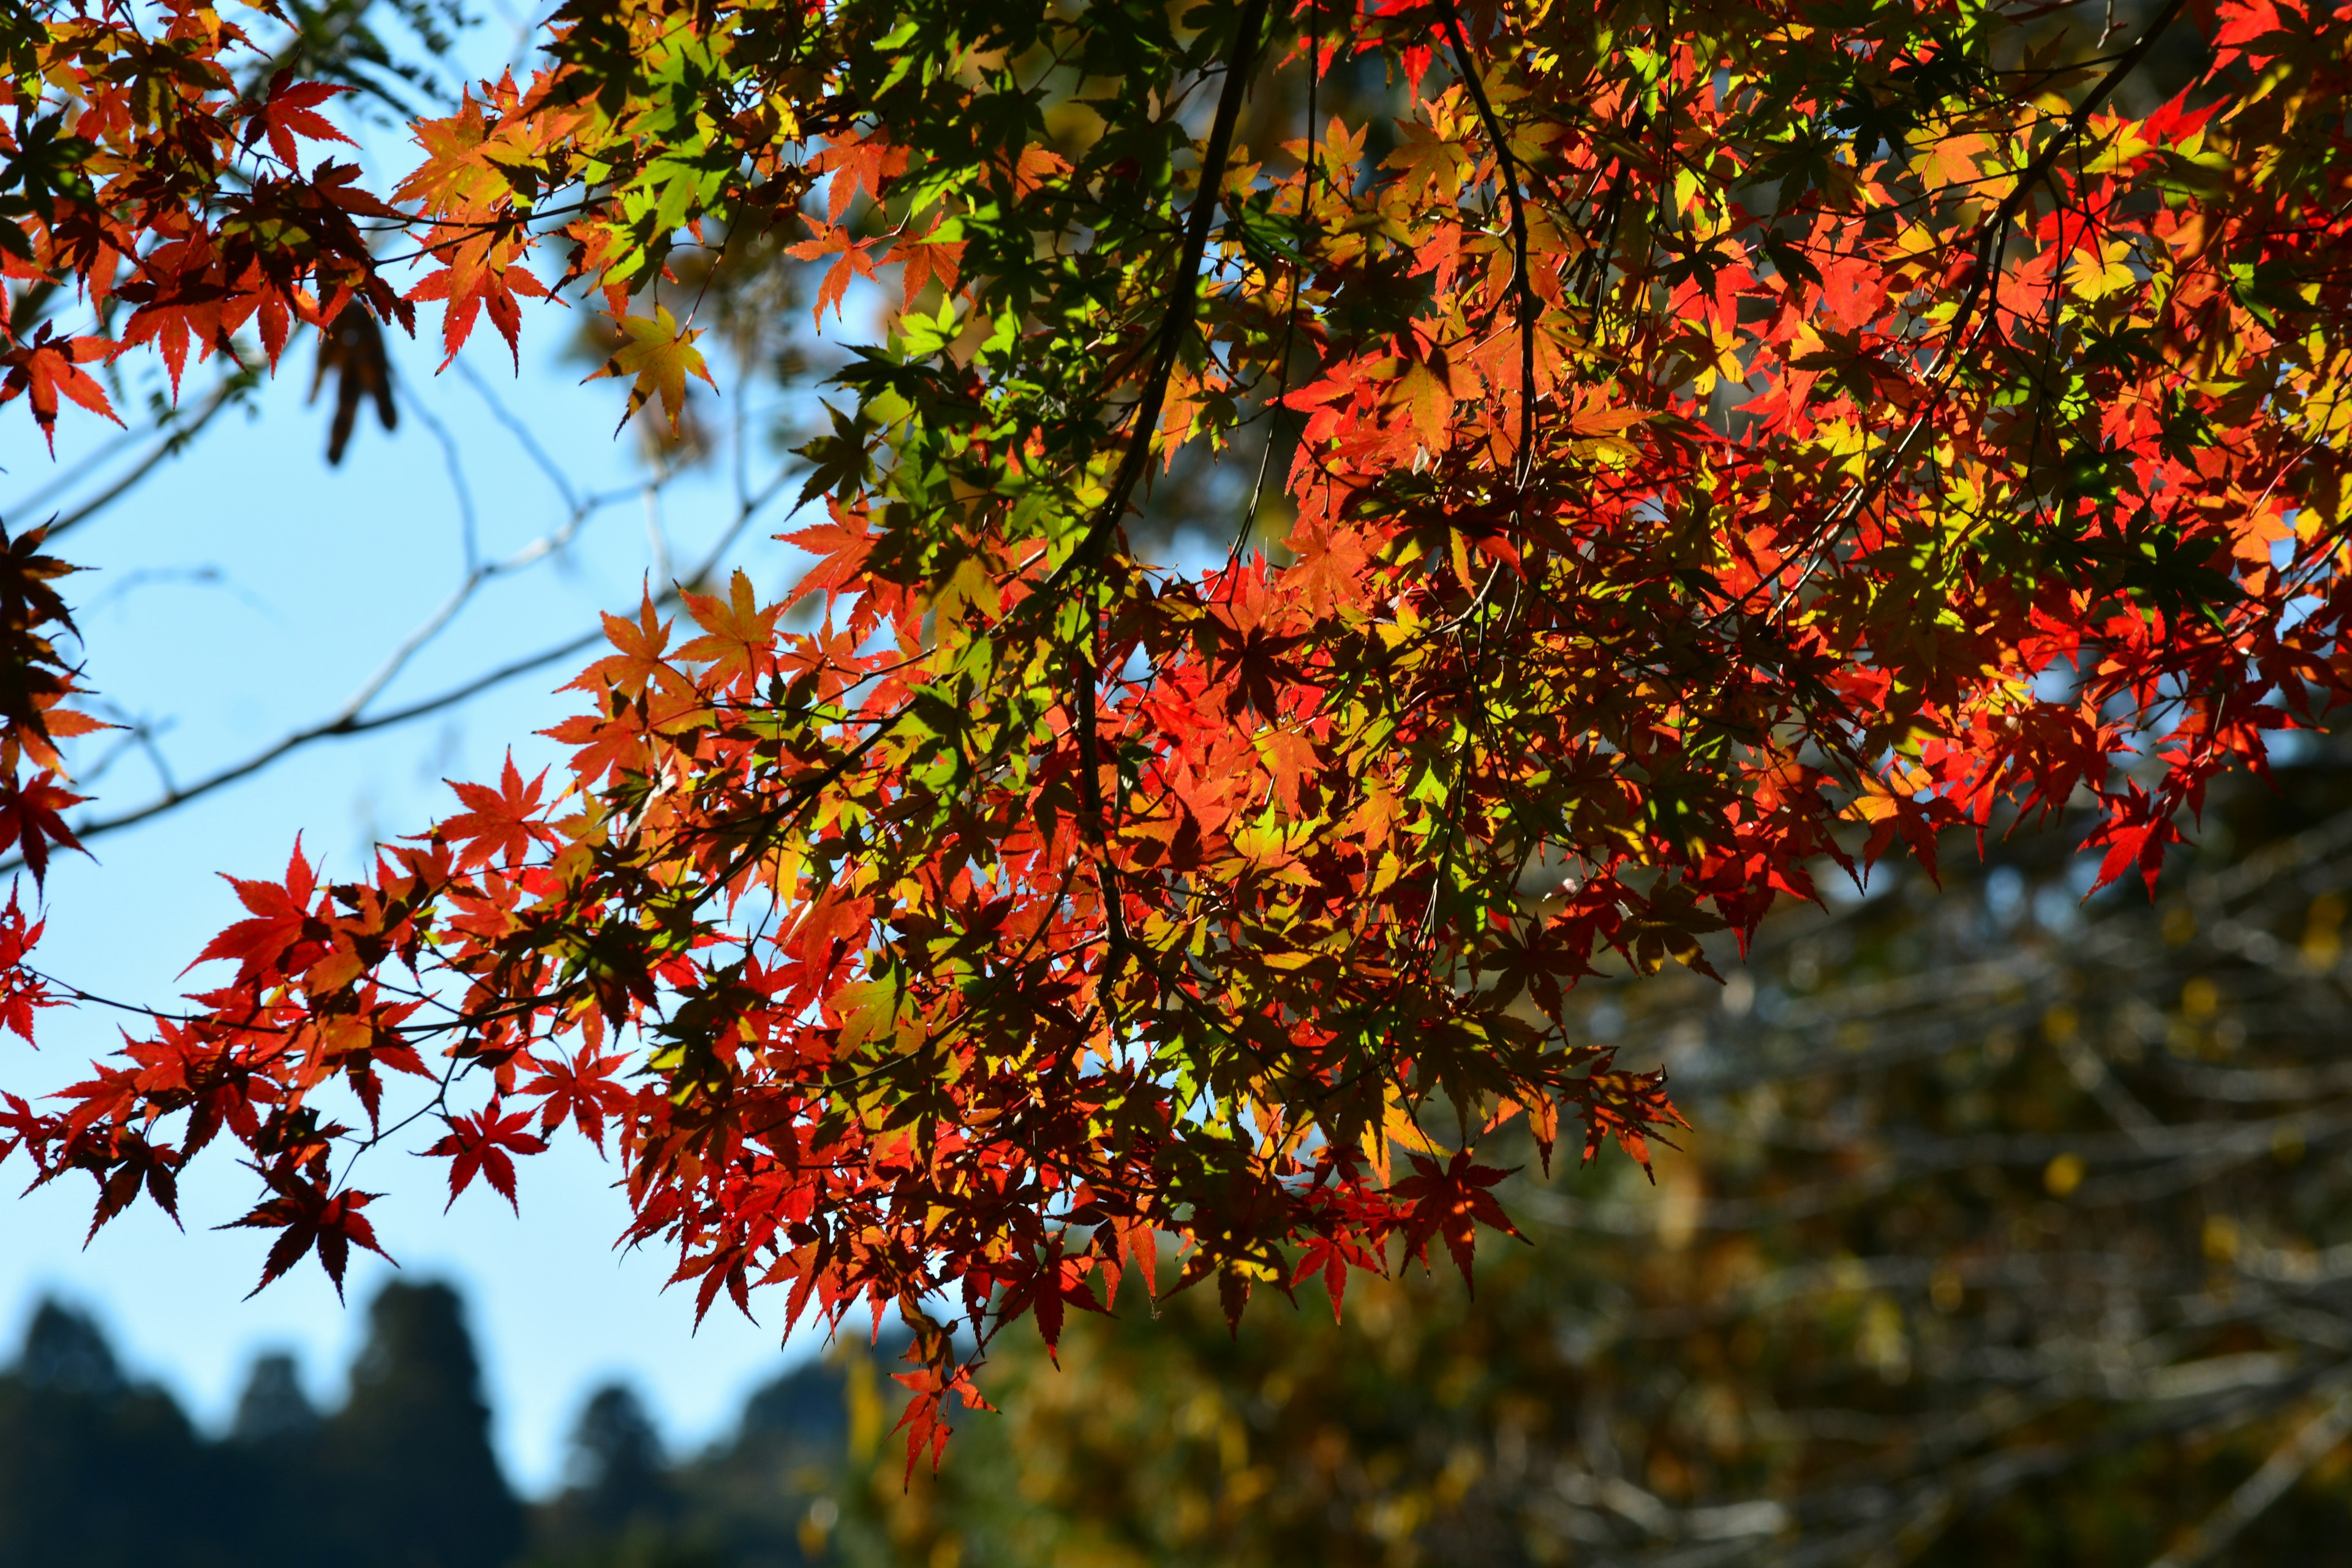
(1439, 1), (1537, 499)
(44, 380), (243, 539)
(1053, 0), (1275, 1011)
(1044, 0), (1275, 590)
(6, 463), (798, 864)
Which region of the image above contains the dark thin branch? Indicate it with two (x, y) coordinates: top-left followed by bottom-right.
(454, 353), (586, 515)
(1053, 0), (1273, 1006)
(46, 380), (243, 539)
(1046, 0), (1273, 590)
(8, 466), (797, 864)
(1439, 2), (1537, 497)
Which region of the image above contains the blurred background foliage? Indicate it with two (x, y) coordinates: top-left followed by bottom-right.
(10, 750), (2352, 1566)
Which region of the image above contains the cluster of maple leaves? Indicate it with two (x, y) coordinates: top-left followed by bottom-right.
(6, 0), (2352, 1469)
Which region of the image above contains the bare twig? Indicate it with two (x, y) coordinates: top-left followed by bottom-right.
(6, 458), (798, 865)
(43, 380), (244, 539)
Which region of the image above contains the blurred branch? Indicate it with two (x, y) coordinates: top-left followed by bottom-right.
(2147, 1385), (2352, 1568)
(39, 379), (244, 540)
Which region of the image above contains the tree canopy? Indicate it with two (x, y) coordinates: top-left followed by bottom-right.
(4, 0), (2351, 1467)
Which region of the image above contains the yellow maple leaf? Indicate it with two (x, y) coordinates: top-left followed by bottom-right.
(587, 306), (717, 434)
(2064, 240), (2139, 301)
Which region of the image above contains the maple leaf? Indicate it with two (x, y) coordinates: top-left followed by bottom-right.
(425, 1098), (549, 1213)
(0, 887), (57, 1046)
(188, 839), (321, 984)
(782, 500), (878, 609)
(1259, 728), (1319, 816)
(1391, 355), (1455, 455)
(224, 1171), (394, 1300)
(1912, 130), (1990, 193)
(586, 307), (715, 435)
(1576, 1068), (1688, 1172)
(393, 91), (507, 212)
(541, 693), (652, 786)
(74, 1126), (184, 1242)
(0, 327), (121, 454)
(809, 133), (909, 221)
(518, 1044), (633, 1151)
(564, 594), (677, 699)
(1851, 768), (1942, 872)
(889, 227), (967, 302)
(440, 751), (554, 870)
(793, 401), (878, 508)
(998, 1242), (1107, 1361)
(677, 569), (784, 690)
(1296, 1232), (1378, 1322)
(891, 1351), (992, 1480)
(1007, 145), (1070, 200)
(1392, 1150), (1524, 1291)
(2084, 781), (2187, 895)
(1384, 118), (1469, 197)
(407, 252), (551, 369)
(0, 773), (85, 888)
(246, 72), (357, 170)
(1106, 1216), (1159, 1310)
(785, 221), (878, 326)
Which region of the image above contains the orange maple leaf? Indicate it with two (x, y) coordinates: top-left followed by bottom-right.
(586, 306), (715, 433)
(677, 568), (784, 691)
(0, 328), (121, 454)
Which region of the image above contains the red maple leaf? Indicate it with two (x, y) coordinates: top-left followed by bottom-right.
(785, 220), (878, 326)
(564, 594), (679, 699)
(781, 499), (877, 609)
(518, 1044), (633, 1151)
(426, 1098), (549, 1212)
(0, 886), (58, 1046)
(889, 227), (966, 301)
(1575, 1066), (1688, 1172)
(188, 839), (322, 984)
(809, 133), (908, 221)
(541, 692), (654, 786)
(0, 772), (85, 888)
(223, 1169), (394, 1300)
(0, 326), (121, 454)
(1295, 1231), (1379, 1322)
(1391, 1150), (1525, 1291)
(677, 568), (785, 692)
(245, 72), (357, 170)
(440, 752), (554, 870)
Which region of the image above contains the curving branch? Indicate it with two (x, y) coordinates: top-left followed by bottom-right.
(5, 454), (799, 868)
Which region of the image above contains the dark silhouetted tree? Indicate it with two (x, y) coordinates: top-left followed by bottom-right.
(0, 1302), (232, 1568)
(323, 1281), (528, 1568)
(532, 1384), (690, 1564)
(232, 1351), (321, 1445)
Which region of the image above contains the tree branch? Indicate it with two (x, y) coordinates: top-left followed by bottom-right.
(9, 463), (797, 864)
(1047, 0), (1273, 588)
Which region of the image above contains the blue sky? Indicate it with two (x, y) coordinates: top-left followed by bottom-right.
(0, 239), (841, 1490)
